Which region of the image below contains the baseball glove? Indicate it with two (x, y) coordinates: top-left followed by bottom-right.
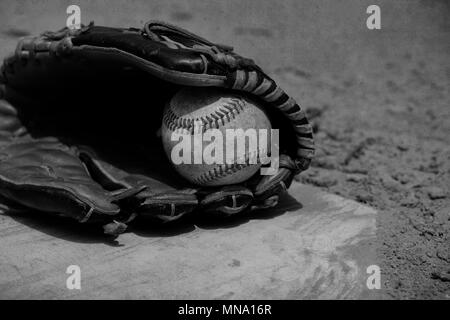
(0, 21), (314, 235)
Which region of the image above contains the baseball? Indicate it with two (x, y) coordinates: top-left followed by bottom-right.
(161, 87), (272, 187)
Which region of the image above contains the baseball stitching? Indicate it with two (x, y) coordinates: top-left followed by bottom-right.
(163, 96), (266, 185)
(192, 150), (263, 185)
(163, 98), (245, 134)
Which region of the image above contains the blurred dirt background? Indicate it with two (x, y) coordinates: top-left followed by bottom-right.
(0, 0), (449, 299)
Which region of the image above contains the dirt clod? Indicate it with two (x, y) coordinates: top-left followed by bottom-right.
(425, 187), (447, 200)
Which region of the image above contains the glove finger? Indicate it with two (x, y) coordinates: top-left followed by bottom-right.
(250, 155), (297, 211)
(78, 146), (200, 222)
(137, 190), (198, 222)
(198, 185), (253, 216)
(0, 99), (26, 137)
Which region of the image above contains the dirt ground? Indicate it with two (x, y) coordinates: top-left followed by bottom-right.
(288, 4), (450, 299)
(294, 45), (450, 299)
(0, 0), (449, 299)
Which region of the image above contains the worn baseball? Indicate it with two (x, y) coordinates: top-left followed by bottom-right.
(161, 87), (272, 186)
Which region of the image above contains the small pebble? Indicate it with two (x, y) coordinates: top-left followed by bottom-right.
(313, 156), (338, 170)
(426, 186), (446, 200)
(356, 193), (373, 203)
(309, 175), (338, 188)
(431, 271), (450, 282)
(346, 173), (366, 183)
(400, 193), (419, 207)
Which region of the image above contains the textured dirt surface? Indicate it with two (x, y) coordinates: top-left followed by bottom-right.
(288, 6), (450, 299)
(294, 55), (450, 299)
(0, 0), (449, 299)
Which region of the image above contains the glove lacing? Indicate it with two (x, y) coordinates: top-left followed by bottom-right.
(142, 20), (257, 70)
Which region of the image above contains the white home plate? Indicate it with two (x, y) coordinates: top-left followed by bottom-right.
(0, 182), (378, 299)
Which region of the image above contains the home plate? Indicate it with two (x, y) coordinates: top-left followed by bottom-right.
(0, 182), (378, 299)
